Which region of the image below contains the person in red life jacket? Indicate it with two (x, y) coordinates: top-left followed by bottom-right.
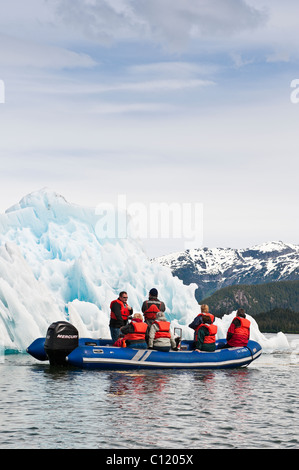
(189, 304), (215, 340)
(120, 313), (148, 349)
(194, 313), (218, 352)
(109, 291), (133, 343)
(148, 312), (176, 352)
(226, 308), (250, 347)
(141, 288), (166, 327)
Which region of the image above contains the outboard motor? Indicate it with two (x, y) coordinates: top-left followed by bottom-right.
(44, 321), (79, 366)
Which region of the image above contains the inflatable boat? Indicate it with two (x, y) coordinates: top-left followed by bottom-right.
(27, 321), (262, 370)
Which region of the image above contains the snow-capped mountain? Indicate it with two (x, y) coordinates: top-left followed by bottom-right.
(154, 241), (299, 301)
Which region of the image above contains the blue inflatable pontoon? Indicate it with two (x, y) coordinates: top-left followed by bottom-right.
(27, 330), (262, 370)
(66, 339), (262, 370)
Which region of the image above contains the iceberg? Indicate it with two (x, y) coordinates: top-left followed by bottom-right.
(0, 188), (291, 354)
(0, 188), (199, 352)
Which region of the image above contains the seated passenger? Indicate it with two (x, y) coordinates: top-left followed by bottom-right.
(120, 313), (148, 349)
(189, 304), (215, 340)
(226, 308), (250, 347)
(194, 313), (217, 352)
(148, 312), (177, 352)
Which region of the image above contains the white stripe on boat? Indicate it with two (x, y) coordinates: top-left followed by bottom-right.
(82, 349), (261, 367)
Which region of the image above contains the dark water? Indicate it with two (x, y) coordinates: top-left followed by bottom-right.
(0, 339), (299, 449)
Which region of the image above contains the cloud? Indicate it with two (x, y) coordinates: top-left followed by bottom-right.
(54, 0), (145, 45)
(90, 102), (174, 114)
(54, 0), (267, 51)
(0, 34), (96, 69)
(239, 0), (299, 63)
(134, 0), (267, 49)
(128, 61), (220, 77)
(14, 72), (214, 98)
(101, 78), (214, 92)
(229, 52), (255, 68)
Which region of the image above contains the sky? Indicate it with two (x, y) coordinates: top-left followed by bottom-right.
(0, 0), (299, 257)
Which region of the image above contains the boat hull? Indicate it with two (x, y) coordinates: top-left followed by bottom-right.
(27, 337), (262, 370)
(65, 340), (262, 370)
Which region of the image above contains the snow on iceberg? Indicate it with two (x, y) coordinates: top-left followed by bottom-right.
(0, 242), (62, 352)
(0, 188), (290, 354)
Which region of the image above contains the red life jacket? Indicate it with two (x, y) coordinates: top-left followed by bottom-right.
(113, 338), (126, 348)
(143, 302), (161, 320)
(234, 317), (250, 336)
(199, 312), (215, 323)
(196, 323), (217, 344)
(110, 299), (131, 322)
(228, 317), (250, 347)
(124, 320), (148, 342)
(154, 320), (171, 339)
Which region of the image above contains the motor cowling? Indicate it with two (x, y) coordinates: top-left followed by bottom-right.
(44, 321), (79, 365)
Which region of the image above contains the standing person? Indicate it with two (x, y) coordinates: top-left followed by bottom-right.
(109, 291), (133, 343)
(226, 308), (250, 347)
(120, 313), (148, 349)
(194, 313), (218, 352)
(189, 304), (215, 339)
(141, 288), (166, 327)
(148, 312), (176, 352)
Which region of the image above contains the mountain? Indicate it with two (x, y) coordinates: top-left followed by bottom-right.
(154, 241), (299, 301)
(200, 279), (299, 316)
(253, 308), (299, 334)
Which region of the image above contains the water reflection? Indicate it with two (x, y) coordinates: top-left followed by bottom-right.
(95, 368), (259, 448)
(106, 370), (169, 397)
